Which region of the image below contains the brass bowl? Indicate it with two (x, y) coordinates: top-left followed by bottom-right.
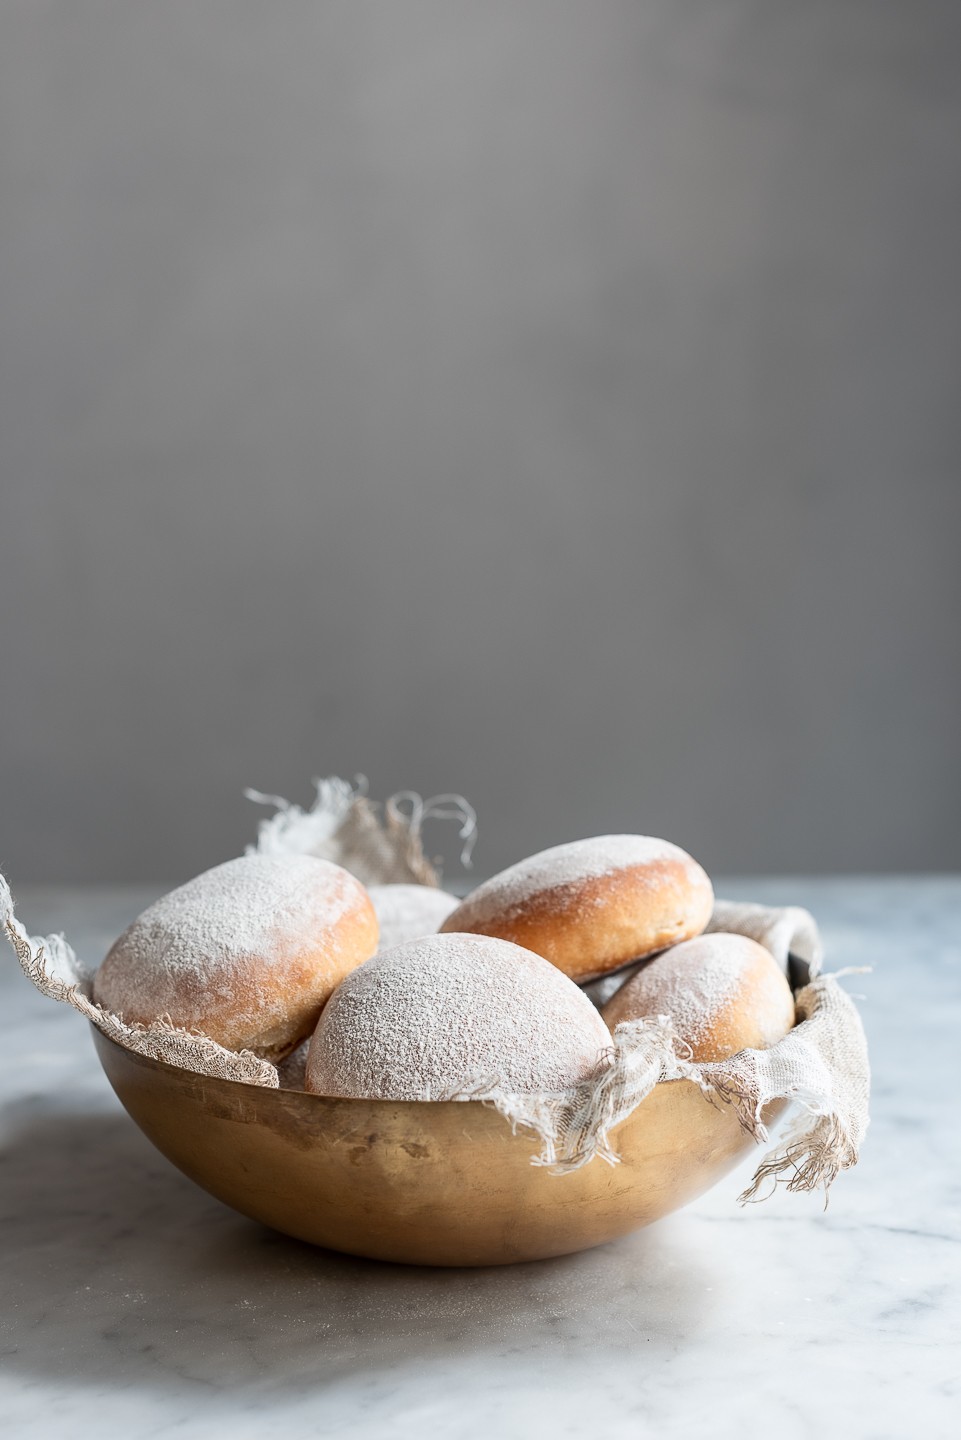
(93, 1027), (780, 1267)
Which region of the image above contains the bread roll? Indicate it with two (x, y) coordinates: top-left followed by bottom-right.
(440, 835), (713, 982)
(367, 883), (459, 952)
(305, 932), (612, 1100)
(601, 932), (796, 1062)
(93, 854), (378, 1061)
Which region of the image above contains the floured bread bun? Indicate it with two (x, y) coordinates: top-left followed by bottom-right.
(602, 932), (796, 1062)
(304, 932), (612, 1100)
(93, 854), (379, 1062)
(440, 835), (713, 982)
(367, 883), (459, 952)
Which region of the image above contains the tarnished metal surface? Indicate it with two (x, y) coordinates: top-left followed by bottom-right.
(93, 1028), (772, 1266)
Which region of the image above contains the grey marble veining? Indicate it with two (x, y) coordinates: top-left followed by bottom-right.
(1, 879), (959, 1438)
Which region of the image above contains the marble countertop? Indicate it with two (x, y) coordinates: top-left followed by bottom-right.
(1, 878), (958, 1439)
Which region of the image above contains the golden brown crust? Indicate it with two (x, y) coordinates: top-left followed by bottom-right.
(93, 854), (379, 1062)
(440, 837), (714, 982)
(205, 903), (380, 1062)
(601, 933), (796, 1062)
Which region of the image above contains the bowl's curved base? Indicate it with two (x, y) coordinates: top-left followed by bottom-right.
(93, 1028), (773, 1267)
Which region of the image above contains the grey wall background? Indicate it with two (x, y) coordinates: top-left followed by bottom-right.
(2, 1), (959, 884)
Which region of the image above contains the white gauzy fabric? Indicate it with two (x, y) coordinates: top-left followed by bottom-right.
(454, 899), (869, 1203)
(245, 776), (477, 886)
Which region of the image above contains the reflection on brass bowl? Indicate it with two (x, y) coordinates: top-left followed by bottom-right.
(93, 1027), (780, 1267)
